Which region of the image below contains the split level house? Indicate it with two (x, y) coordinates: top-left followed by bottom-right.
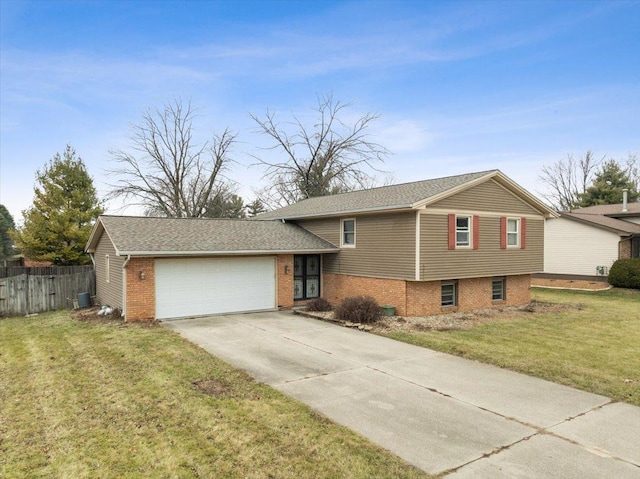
(85, 169), (555, 322)
(541, 199), (640, 281)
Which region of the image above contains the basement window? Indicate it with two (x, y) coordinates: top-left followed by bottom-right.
(492, 277), (505, 301)
(441, 281), (458, 307)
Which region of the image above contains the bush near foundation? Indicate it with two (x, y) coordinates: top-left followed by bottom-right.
(608, 258), (640, 289)
(305, 297), (333, 312)
(335, 296), (381, 324)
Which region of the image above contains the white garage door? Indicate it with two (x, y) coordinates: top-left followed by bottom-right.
(155, 257), (276, 319)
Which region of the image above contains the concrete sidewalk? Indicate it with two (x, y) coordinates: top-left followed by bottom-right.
(163, 312), (640, 478)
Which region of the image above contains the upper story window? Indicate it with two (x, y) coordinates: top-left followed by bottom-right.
(448, 214), (479, 250)
(507, 218), (520, 247)
(341, 218), (356, 247)
(456, 216), (471, 247)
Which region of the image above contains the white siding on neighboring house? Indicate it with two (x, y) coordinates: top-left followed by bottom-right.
(624, 217), (640, 225)
(544, 217), (620, 276)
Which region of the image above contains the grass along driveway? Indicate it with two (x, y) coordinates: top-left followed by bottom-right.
(0, 311), (430, 479)
(378, 288), (640, 406)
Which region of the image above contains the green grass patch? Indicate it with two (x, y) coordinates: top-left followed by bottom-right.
(0, 311), (430, 479)
(379, 288), (640, 406)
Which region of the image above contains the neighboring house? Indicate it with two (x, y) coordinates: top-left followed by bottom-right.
(86, 170), (555, 322)
(541, 201), (640, 280)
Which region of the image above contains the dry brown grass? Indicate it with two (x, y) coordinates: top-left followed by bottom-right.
(0, 311), (431, 479)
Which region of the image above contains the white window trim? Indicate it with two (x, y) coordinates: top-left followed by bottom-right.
(105, 254), (110, 283)
(341, 218), (356, 248)
(456, 215), (472, 249)
(506, 217), (520, 248)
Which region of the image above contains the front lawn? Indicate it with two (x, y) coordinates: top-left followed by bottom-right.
(0, 311), (430, 479)
(378, 288), (640, 406)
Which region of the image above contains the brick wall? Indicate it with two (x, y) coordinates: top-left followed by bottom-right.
(277, 254), (294, 309)
(406, 281), (441, 316)
(619, 238), (631, 259)
(321, 272), (531, 317)
(322, 273), (407, 315)
(505, 274), (531, 306)
(125, 257), (155, 322)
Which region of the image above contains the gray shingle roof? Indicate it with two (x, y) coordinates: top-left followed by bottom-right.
(560, 212), (640, 235)
(88, 216), (339, 255)
(257, 170), (498, 220)
(571, 202), (640, 217)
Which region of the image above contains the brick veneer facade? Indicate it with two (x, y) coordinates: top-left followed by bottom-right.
(122, 254), (532, 321)
(125, 257), (156, 322)
(277, 255), (294, 310)
(323, 272), (531, 316)
(619, 238), (632, 259)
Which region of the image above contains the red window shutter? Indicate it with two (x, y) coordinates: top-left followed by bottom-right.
(448, 214), (455, 250)
(473, 215), (480, 250)
(520, 217), (527, 249)
(500, 217), (507, 249)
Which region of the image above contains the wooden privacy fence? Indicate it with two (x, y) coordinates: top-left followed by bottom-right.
(0, 266), (95, 316)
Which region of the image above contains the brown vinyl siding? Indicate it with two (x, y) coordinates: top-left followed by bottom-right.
(419, 214), (543, 280)
(296, 217), (341, 246)
(430, 179), (542, 216)
(297, 212), (416, 280)
(94, 232), (124, 309)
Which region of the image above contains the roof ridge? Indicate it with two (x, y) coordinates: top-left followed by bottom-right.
(290, 169), (498, 204)
(100, 215), (271, 222)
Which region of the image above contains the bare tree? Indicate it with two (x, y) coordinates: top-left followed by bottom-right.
(539, 151), (602, 211)
(108, 100), (237, 217)
(250, 94), (390, 208)
(623, 153), (639, 193)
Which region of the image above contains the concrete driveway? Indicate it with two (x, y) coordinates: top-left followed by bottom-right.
(163, 311), (640, 478)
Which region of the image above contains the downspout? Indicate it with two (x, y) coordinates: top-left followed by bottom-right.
(122, 255), (131, 318)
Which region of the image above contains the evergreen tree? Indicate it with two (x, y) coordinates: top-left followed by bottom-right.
(246, 198), (267, 217)
(11, 145), (104, 265)
(0, 204), (16, 260)
(578, 160), (639, 207)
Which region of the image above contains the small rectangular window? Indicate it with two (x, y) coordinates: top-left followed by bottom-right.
(105, 254), (110, 283)
(492, 277), (505, 301)
(456, 216), (471, 247)
(507, 218), (520, 247)
(441, 281), (458, 307)
(342, 219), (356, 247)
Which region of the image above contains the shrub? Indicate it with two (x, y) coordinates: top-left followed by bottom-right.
(335, 296), (382, 324)
(608, 258), (640, 289)
(305, 297), (333, 312)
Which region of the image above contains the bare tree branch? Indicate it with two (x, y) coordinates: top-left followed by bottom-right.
(538, 151), (602, 211)
(107, 100), (237, 217)
(250, 93), (390, 208)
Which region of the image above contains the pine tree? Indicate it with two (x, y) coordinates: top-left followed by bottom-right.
(11, 145), (104, 265)
(578, 160), (639, 207)
(0, 204), (16, 260)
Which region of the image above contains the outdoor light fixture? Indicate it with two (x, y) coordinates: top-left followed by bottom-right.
(284, 265), (289, 274)
(139, 271), (146, 280)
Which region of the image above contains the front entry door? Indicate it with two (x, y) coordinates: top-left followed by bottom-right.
(293, 255), (320, 300)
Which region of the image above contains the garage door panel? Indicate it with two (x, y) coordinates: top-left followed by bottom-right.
(155, 257), (276, 319)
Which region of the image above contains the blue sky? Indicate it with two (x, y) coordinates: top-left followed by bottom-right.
(1, 0), (639, 221)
